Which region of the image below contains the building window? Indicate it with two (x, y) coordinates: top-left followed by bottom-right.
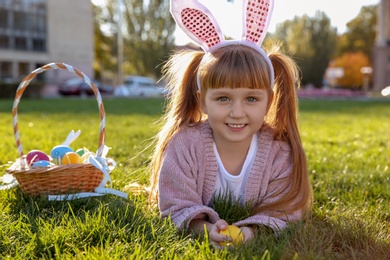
(15, 36), (27, 50)
(29, 13), (45, 33)
(14, 11), (28, 31)
(0, 8), (7, 29)
(32, 38), (45, 51)
(0, 35), (9, 48)
(0, 0), (46, 52)
(0, 61), (12, 81)
(18, 62), (29, 79)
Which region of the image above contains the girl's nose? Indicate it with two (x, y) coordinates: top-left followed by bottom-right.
(229, 102), (245, 118)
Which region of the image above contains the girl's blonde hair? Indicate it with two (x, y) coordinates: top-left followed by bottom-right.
(148, 43), (313, 218)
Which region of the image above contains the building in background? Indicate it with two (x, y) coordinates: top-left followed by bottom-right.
(0, 0), (93, 94)
(374, 0), (390, 91)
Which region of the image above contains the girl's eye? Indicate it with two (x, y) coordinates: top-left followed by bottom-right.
(217, 97), (229, 102)
(247, 97), (258, 102)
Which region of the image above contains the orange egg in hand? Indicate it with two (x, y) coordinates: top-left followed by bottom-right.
(219, 225), (244, 246)
(61, 152), (82, 164)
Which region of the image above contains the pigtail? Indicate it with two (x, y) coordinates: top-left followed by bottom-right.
(148, 50), (205, 204)
(259, 46), (313, 217)
(267, 48), (301, 142)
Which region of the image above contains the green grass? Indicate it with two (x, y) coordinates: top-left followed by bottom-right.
(1, 97), (389, 259)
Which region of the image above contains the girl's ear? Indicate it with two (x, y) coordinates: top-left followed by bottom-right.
(197, 90), (207, 114)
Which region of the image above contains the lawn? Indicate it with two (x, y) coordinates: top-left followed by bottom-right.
(0, 97), (389, 259)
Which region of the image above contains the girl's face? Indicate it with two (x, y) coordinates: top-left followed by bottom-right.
(202, 87), (270, 148)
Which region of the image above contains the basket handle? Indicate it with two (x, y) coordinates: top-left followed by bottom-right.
(12, 62), (106, 158)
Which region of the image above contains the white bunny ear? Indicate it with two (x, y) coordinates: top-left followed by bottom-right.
(242, 0), (274, 46)
(170, 0), (224, 51)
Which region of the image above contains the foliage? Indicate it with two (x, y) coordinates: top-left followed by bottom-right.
(270, 4), (377, 89)
(122, 0), (176, 78)
(330, 52), (371, 88)
(211, 190), (252, 224)
(0, 98), (389, 259)
(93, 0), (176, 82)
(272, 11), (337, 87)
(93, 4), (118, 81)
(335, 5), (377, 60)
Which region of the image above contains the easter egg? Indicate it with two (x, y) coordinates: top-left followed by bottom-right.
(51, 145), (74, 162)
(26, 150), (50, 165)
(219, 225), (245, 247)
(81, 151), (94, 163)
(31, 160), (52, 168)
(76, 148), (87, 157)
(61, 152), (82, 164)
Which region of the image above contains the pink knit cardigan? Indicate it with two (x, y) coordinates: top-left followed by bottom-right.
(158, 121), (302, 231)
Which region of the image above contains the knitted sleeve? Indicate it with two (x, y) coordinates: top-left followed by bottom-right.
(158, 127), (220, 230)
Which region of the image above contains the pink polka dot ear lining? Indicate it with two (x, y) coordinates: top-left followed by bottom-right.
(170, 0), (274, 52)
(244, 0), (274, 45)
(170, 0), (276, 89)
(181, 7), (222, 49)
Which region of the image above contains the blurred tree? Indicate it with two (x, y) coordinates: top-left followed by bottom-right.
(336, 5), (377, 60)
(93, 0), (175, 82)
(272, 11), (337, 87)
(122, 0), (175, 78)
(331, 52), (371, 88)
(93, 3), (117, 81)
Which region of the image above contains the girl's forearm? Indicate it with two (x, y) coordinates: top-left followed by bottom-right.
(189, 218), (213, 234)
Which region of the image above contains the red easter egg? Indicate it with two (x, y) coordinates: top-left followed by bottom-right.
(26, 150), (50, 165)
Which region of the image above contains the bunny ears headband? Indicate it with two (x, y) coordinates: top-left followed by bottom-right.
(170, 0), (275, 89)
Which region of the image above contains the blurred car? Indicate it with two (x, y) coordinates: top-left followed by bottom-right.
(58, 78), (114, 96)
(114, 75), (165, 97)
(381, 86), (390, 96)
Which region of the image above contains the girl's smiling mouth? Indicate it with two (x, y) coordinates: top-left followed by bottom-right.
(227, 123), (247, 128)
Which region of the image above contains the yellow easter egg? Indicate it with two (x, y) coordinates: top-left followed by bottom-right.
(61, 152), (82, 164)
(219, 225), (244, 247)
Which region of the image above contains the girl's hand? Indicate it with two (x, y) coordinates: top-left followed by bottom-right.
(208, 219), (231, 247)
(239, 226), (255, 242)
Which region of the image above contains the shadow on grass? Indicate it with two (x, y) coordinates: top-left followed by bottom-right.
(186, 210), (390, 259)
(283, 212), (390, 259)
(1, 187), (180, 258)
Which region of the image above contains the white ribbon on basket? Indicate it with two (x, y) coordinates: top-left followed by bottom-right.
(0, 173), (18, 190)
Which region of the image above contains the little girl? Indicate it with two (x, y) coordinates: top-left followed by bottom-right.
(148, 0), (313, 246)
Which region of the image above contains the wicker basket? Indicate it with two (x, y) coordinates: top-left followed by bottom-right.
(7, 63), (107, 196)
